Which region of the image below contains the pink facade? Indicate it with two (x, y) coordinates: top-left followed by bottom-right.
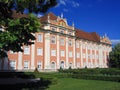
(0, 12), (112, 71)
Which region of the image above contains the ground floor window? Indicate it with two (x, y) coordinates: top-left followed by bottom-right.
(10, 60), (16, 70)
(69, 63), (72, 68)
(37, 61), (42, 70)
(24, 61), (29, 70)
(51, 62), (56, 69)
(60, 61), (64, 69)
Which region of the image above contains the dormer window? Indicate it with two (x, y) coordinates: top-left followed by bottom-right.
(68, 31), (72, 35)
(51, 27), (56, 31)
(60, 29), (64, 34)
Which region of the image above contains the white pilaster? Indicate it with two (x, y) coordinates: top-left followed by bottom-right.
(57, 35), (60, 69)
(31, 44), (35, 69)
(44, 33), (50, 69)
(18, 52), (22, 70)
(86, 44), (88, 67)
(80, 43), (83, 68)
(66, 37), (68, 68)
(73, 39), (76, 68)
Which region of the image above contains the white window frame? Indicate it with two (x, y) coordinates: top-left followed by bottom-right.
(51, 27), (56, 31)
(61, 50), (65, 57)
(38, 34), (42, 42)
(51, 49), (56, 56)
(37, 48), (43, 56)
(68, 40), (72, 46)
(37, 61), (42, 70)
(24, 46), (30, 55)
(77, 53), (80, 58)
(76, 42), (79, 48)
(24, 61), (29, 69)
(51, 62), (56, 69)
(60, 38), (64, 46)
(51, 36), (56, 44)
(69, 51), (73, 57)
(10, 60), (16, 70)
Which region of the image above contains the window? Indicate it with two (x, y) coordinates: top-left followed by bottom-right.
(51, 36), (56, 44)
(61, 50), (65, 57)
(88, 54), (90, 58)
(69, 63), (72, 68)
(76, 42), (79, 48)
(60, 29), (64, 33)
(37, 61), (42, 70)
(68, 40), (72, 46)
(24, 46), (30, 54)
(60, 61), (64, 69)
(37, 48), (42, 55)
(68, 31), (72, 35)
(51, 27), (56, 31)
(77, 53), (80, 58)
(51, 50), (56, 56)
(83, 54), (86, 58)
(51, 62), (55, 69)
(38, 34), (42, 42)
(24, 61), (29, 69)
(69, 51), (72, 57)
(10, 61), (16, 70)
(60, 38), (64, 46)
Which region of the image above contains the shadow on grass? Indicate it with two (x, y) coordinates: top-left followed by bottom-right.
(0, 72), (51, 90)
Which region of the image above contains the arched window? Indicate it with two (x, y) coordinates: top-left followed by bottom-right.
(60, 61), (64, 69)
(69, 63), (72, 68)
(51, 62), (55, 69)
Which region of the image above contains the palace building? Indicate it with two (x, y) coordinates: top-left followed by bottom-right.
(0, 11), (112, 71)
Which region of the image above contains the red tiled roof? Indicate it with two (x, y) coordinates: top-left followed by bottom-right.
(39, 12), (57, 22)
(75, 28), (100, 42)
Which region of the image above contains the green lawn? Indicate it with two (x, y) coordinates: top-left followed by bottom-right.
(47, 78), (120, 90)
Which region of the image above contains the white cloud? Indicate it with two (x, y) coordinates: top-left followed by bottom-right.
(57, 0), (80, 8)
(59, 0), (66, 6)
(111, 40), (120, 45)
(71, 1), (80, 7)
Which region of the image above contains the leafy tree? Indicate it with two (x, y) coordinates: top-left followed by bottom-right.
(0, 0), (57, 58)
(109, 43), (120, 68)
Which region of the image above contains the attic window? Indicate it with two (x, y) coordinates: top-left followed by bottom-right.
(51, 27), (56, 31)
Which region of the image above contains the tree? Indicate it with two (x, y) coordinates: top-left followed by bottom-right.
(109, 43), (120, 68)
(0, 0), (57, 58)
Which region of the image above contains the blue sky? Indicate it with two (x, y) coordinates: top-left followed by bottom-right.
(46, 0), (120, 45)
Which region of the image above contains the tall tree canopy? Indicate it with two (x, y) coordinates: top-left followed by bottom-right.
(109, 43), (120, 68)
(0, 0), (57, 58)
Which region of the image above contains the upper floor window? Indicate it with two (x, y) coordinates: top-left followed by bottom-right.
(24, 46), (30, 55)
(68, 39), (72, 46)
(60, 29), (64, 34)
(77, 53), (80, 58)
(68, 31), (72, 35)
(51, 49), (56, 56)
(38, 34), (42, 42)
(37, 48), (43, 56)
(51, 36), (56, 44)
(69, 51), (73, 57)
(51, 27), (56, 31)
(61, 50), (65, 57)
(60, 38), (64, 46)
(76, 42), (79, 48)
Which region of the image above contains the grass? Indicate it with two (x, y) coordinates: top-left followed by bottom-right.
(25, 72), (120, 90)
(48, 78), (120, 90)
